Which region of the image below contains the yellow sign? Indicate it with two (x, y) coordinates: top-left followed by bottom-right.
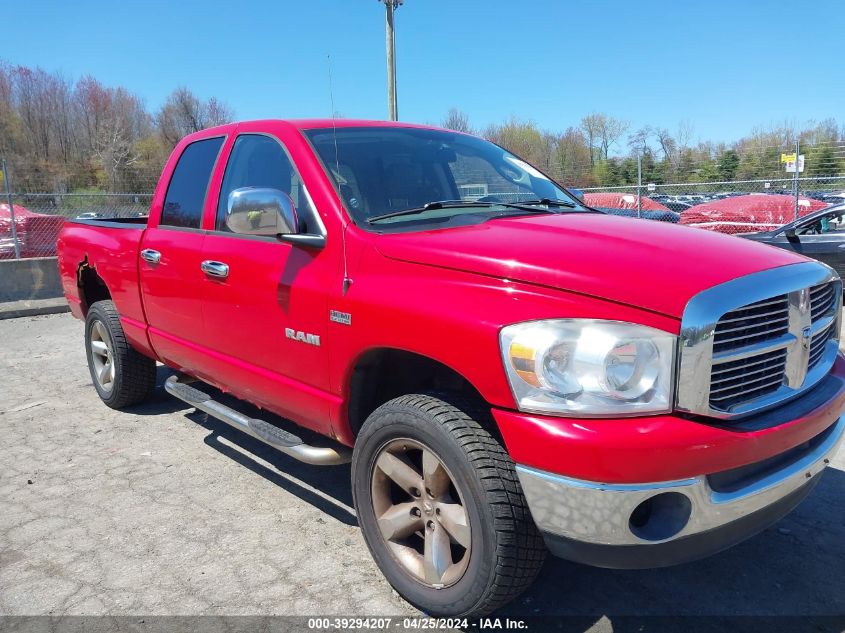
(781, 153), (796, 163)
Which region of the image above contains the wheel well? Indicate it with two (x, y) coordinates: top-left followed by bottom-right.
(77, 260), (111, 313)
(347, 349), (487, 437)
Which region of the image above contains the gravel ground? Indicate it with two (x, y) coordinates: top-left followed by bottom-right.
(1, 313), (844, 626)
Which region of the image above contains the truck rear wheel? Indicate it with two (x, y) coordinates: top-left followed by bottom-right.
(352, 393), (546, 617)
(85, 300), (156, 409)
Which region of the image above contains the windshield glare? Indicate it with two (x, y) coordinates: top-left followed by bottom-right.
(305, 126), (584, 228)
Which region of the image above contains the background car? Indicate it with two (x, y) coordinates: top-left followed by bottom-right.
(679, 193), (830, 233)
(581, 192), (679, 222)
(0, 203), (65, 259)
(582, 192), (672, 211)
(662, 200), (693, 212)
(740, 203), (845, 279)
(595, 207), (680, 222)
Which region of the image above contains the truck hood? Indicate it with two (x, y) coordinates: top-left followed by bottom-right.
(374, 213), (806, 319)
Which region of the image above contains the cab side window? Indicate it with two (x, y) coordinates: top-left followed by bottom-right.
(216, 134), (316, 232)
(160, 137), (224, 229)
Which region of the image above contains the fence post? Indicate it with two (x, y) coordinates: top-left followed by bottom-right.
(793, 140), (800, 222)
(1, 159), (21, 259)
(636, 153), (642, 218)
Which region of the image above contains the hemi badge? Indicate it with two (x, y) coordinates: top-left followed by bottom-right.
(330, 310), (352, 326)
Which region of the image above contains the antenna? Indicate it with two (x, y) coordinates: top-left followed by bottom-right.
(328, 55), (352, 295)
(327, 55), (341, 178)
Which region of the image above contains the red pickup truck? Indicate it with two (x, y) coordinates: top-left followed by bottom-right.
(57, 119), (845, 617)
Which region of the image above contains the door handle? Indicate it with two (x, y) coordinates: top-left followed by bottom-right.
(201, 260), (229, 279)
(140, 249), (161, 264)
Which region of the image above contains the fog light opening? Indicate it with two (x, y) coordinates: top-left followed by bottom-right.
(629, 492), (692, 542)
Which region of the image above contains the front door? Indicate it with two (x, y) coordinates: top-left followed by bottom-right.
(197, 132), (334, 434)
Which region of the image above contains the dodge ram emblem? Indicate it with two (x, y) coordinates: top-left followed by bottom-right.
(285, 328), (321, 346)
(802, 326), (812, 351)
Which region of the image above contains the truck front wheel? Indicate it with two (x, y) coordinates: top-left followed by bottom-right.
(352, 393), (546, 617)
(85, 300), (156, 409)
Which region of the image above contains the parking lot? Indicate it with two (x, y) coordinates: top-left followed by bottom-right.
(2, 313), (845, 625)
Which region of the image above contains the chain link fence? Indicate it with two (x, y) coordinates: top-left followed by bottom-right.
(573, 138), (845, 234)
(1, 160), (157, 259)
(2, 138), (845, 258)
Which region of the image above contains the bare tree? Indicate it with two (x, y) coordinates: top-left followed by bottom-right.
(555, 127), (592, 184)
(74, 75), (111, 156)
(597, 114), (628, 160)
(653, 127), (677, 162)
(92, 88), (149, 188)
(49, 73), (76, 164)
(156, 87), (234, 147)
(676, 120), (694, 150)
(579, 113), (601, 166)
(581, 113), (628, 162)
(484, 117), (551, 172)
(441, 108), (471, 133)
(13, 66), (54, 160)
(627, 125), (652, 155)
(0, 63), (24, 160)
(206, 97), (234, 128)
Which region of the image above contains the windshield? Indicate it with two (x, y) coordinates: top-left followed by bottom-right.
(304, 126), (588, 230)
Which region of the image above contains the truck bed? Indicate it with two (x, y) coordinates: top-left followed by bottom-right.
(57, 219), (149, 351)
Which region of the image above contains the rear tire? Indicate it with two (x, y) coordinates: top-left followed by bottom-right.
(85, 300), (156, 409)
(352, 393), (546, 617)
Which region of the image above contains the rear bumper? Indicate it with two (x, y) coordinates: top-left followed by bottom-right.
(516, 416), (843, 569)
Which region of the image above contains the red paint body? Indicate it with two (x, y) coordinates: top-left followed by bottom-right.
(57, 119), (844, 484)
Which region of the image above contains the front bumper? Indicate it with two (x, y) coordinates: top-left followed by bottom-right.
(516, 416), (843, 569)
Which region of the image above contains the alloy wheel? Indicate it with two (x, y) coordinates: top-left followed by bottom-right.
(89, 320), (115, 392)
(370, 438), (471, 588)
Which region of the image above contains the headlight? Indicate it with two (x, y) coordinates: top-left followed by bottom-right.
(500, 319), (676, 417)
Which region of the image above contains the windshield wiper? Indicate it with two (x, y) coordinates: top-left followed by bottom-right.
(367, 199), (564, 225)
(367, 200), (498, 224)
(512, 198), (577, 209)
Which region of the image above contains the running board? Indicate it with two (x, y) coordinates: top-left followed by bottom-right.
(164, 375), (351, 466)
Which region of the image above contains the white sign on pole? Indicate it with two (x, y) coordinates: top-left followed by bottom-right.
(785, 155), (805, 173)
(647, 183), (656, 192)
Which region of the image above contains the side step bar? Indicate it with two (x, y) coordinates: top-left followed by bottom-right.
(164, 375), (352, 466)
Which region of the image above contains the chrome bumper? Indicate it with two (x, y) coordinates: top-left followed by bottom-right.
(517, 417), (843, 557)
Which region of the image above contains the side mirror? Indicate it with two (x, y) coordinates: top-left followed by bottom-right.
(784, 228), (798, 240)
(226, 187), (298, 236)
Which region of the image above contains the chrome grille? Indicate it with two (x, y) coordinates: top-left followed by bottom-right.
(677, 263), (841, 420)
(709, 294), (791, 409)
(811, 282), (836, 320)
(709, 349), (787, 410)
(712, 294), (789, 354)
(809, 320), (836, 370)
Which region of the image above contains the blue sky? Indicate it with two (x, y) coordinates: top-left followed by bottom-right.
(5, 0), (844, 145)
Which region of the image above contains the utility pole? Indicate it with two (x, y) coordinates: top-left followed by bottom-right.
(636, 153), (642, 219)
(379, 0), (402, 121)
(793, 139), (800, 222)
(1, 160), (20, 259)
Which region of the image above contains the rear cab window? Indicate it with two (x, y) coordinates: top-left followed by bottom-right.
(160, 137), (225, 229)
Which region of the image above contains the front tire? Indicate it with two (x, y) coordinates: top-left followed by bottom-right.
(352, 393), (546, 617)
(85, 300), (156, 409)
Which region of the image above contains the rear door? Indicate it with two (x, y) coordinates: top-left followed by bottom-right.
(139, 135), (225, 370)
(195, 131), (334, 433)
